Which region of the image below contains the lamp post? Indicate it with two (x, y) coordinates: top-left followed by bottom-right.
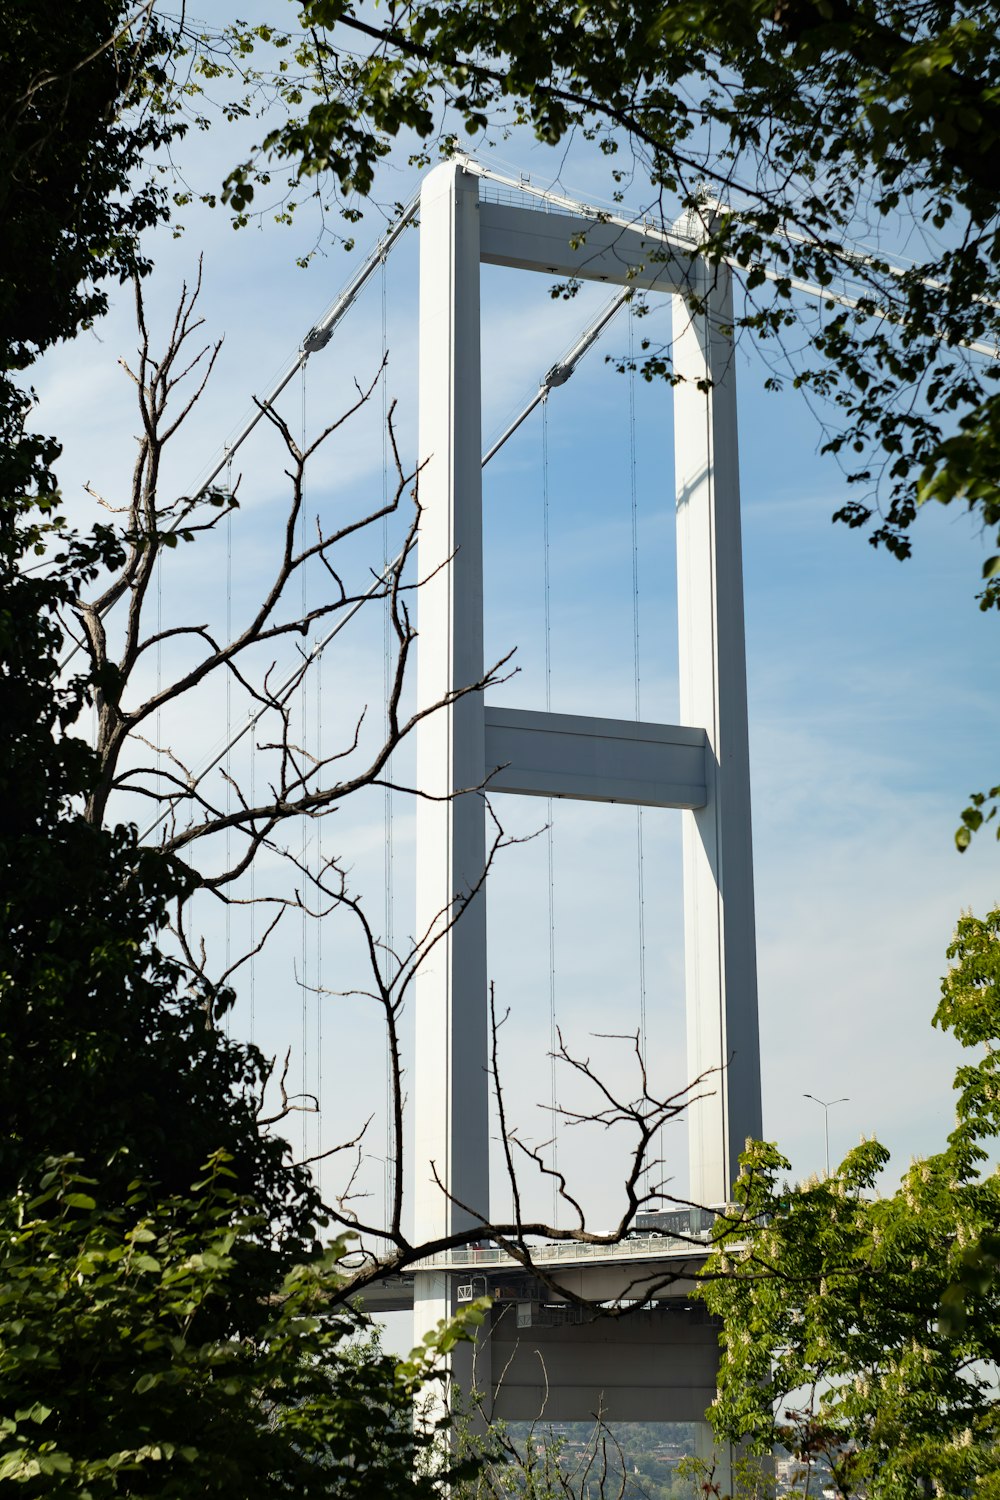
(803, 1093), (849, 1176)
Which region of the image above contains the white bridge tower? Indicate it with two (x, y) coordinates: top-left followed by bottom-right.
(411, 158), (761, 1447)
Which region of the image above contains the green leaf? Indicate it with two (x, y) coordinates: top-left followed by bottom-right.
(63, 1193), (97, 1210)
(14, 1404), (51, 1425)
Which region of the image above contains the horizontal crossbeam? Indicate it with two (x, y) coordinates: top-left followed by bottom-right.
(479, 201), (694, 291)
(483, 706), (707, 809)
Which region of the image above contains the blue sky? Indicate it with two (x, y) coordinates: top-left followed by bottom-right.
(32, 27), (1000, 1255)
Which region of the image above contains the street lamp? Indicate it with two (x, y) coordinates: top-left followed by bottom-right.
(803, 1093), (849, 1176)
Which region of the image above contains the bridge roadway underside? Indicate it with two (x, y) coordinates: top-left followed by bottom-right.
(359, 1248), (720, 1424)
(486, 1300), (720, 1424)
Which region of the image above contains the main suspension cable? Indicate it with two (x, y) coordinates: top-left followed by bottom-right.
(482, 288), (632, 465)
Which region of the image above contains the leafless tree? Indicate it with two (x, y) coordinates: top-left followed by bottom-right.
(61, 266), (736, 1324)
(457, 1399), (632, 1500)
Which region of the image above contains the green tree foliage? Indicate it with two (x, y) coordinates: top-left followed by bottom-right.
(0, 0), (320, 1275)
(7, 1), (1000, 1489)
(0, 6), (482, 1490)
(176, 0), (1000, 840)
(0, 1150), (484, 1496)
(0, 1), (175, 368)
(208, 0), (1000, 557)
(700, 907), (1000, 1497)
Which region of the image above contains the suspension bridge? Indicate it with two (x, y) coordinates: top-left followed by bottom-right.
(106, 153), (768, 1475)
(409, 159), (757, 1472)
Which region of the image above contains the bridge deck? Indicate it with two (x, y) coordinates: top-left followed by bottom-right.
(349, 1234), (716, 1313)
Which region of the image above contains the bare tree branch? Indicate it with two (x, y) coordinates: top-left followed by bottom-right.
(69, 264), (729, 1342)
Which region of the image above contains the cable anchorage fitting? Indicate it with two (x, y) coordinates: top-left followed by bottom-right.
(303, 326), (333, 355)
(543, 361), (573, 389)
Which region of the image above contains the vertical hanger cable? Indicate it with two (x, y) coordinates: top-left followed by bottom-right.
(381, 255), (395, 1230)
(249, 711), (256, 1046)
(629, 305), (649, 1127)
(300, 364), (310, 1160)
(314, 485), (324, 1176)
(225, 454), (233, 1037)
(542, 396), (558, 1227)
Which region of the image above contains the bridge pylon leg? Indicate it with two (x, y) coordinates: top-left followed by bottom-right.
(673, 264), (762, 1209)
(409, 159), (763, 1456)
(412, 160), (492, 1411)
